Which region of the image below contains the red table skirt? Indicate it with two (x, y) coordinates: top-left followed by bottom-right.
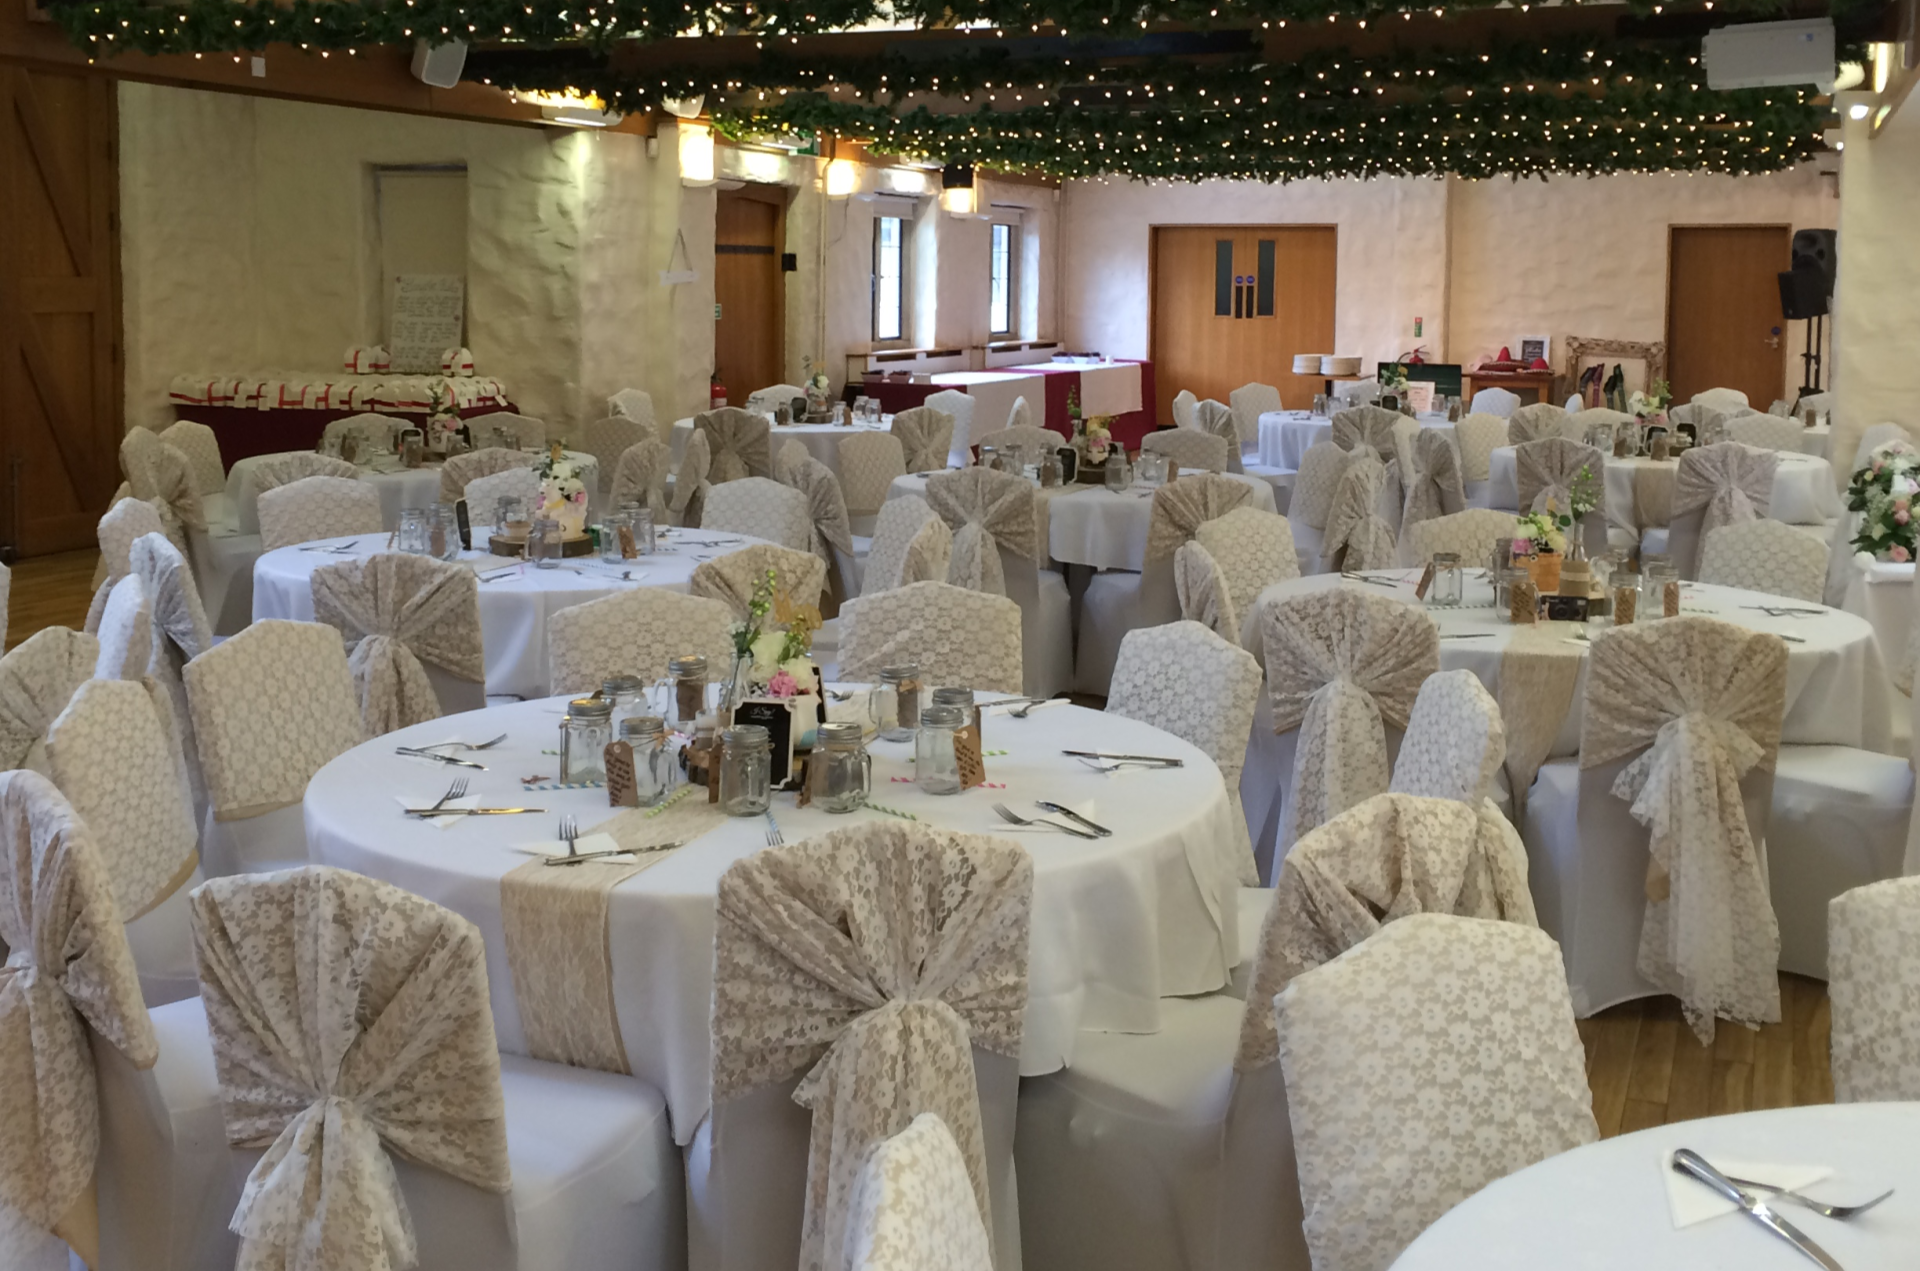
(176, 402), (520, 465)
(856, 360), (1157, 453)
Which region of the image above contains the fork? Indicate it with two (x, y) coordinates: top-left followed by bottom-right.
(1007, 696), (1067, 718)
(1724, 1174), (1895, 1220)
(991, 803), (1096, 839)
(417, 733), (509, 753)
(426, 778), (468, 813)
(765, 813), (784, 846)
(559, 814), (579, 859)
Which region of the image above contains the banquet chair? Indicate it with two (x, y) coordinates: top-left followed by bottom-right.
(1453, 412), (1506, 505)
(1328, 405), (1399, 462)
(129, 534), (213, 822)
(771, 438), (810, 487)
(673, 428), (713, 527)
(1693, 386), (1751, 415)
(1400, 508), (1524, 571)
(846, 1115), (993, 1271)
(1513, 436), (1613, 556)
(437, 447), (527, 502)
(860, 496), (952, 597)
(547, 588), (734, 697)
(462, 468), (542, 525)
(0, 770), (160, 1271)
(257, 474), (385, 552)
(1698, 518), (1827, 603)
(745, 382), (804, 414)
(1469, 386), (1521, 417)
(924, 390), (977, 463)
(1229, 381), (1284, 452)
(1726, 411), (1807, 453)
(839, 581), (1023, 694)
(1193, 399), (1245, 474)
(1666, 401), (1725, 439)
(928, 467), (1072, 697)
(86, 496), (170, 632)
(892, 406), (956, 474)
(0, 627), (99, 774)
(238, 452), (361, 541)
(172, 867), (684, 1271)
(838, 431), (907, 539)
(1170, 388), (1199, 431)
(698, 406), (774, 483)
(319, 412), (396, 456)
(94, 573), (155, 683)
(1397, 429), (1467, 552)
(1316, 451), (1396, 573)
(1004, 395), (1038, 432)
(692, 542), (829, 622)
(470, 409), (547, 449)
(687, 824), (1030, 1271)
(1276, 913), (1597, 1271)
(610, 436), (673, 527)
(608, 386), (657, 426)
(122, 434), (204, 575)
(1174, 541), (1237, 642)
(1506, 402), (1579, 445)
(703, 476), (814, 553)
(1828, 877), (1920, 1101)
(1141, 428), (1230, 474)
(1077, 474), (1254, 694)
(778, 455), (858, 604)
(975, 423), (1058, 459)
(312, 553), (486, 734)
(1520, 617), (1785, 1035)
(586, 415), (654, 495)
(1287, 441), (1357, 572)
(157, 419), (225, 499)
(48, 678), (204, 1007)
(182, 619), (365, 877)
(1659, 441), (1778, 579)
(1194, 506), (1300, 643)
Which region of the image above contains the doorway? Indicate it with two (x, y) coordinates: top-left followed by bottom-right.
(1666, 226), (1790, 409)
(1150, 226), (1337, 425)
(714, 187), (786, 403)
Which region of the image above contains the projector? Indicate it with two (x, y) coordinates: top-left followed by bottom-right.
(1702, 19), (1835, 93)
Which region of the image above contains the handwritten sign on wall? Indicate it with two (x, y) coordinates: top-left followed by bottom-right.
(389, 274), (465, 373)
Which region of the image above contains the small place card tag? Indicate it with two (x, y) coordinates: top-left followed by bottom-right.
(794, 757), (814, 809)
(1663, 580), (1681, 619)
(617, 524), (638, 559)
(604, 740), (638, 807)
(955, 722), (986, 790)
(1414, 561), (1436, 600)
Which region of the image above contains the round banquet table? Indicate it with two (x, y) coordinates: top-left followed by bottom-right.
(303, 693), (1246, 1142)
(1485, 446), (1837, 531)
(1392, 1103), (1920, 1270)
(223, 449), (602, 535)
(252, 527), (768, 700)
(887, 470), (1278, 572)
(669, 415), (893, 478)
(1257, 409), (1452, 471)
(1239, 571), (1894, 755)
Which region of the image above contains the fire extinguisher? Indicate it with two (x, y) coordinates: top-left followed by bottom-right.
(710, 372), (727, 410)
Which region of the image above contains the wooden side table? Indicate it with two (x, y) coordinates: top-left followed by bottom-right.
(1463, 369), (1555, 406)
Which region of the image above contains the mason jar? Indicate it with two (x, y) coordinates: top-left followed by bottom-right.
(600, 676), (647, 733)
(915, 705), (964, 795)
(559, 697), (613, 784)
(813, 721), (872, 814)
(869, 664), (922, 742)
(599, 510), (630, 564)
(719, 725), (773, 816)
(1103, 457), (1132, 491)
(930, 686), (976, 729)
(527, 517), (562, 569)
(397, 508), (430, 555)
(620, 715), (674, 807)
(1429, 552), (1463, 607)
(666, 654), (709, 729)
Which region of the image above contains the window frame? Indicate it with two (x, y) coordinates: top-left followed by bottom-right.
(987, 220), (1018, 338)
(872, 213), (909, 346)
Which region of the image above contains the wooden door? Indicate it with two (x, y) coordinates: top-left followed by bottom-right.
(0, 65), (120, 558)
(714, 188), (784, 403)
(1151, 226), (1336, 425)
(1667, 226), (1789, 409)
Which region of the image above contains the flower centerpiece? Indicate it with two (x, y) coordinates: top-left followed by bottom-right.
(1848, 440), (1920, 564)
(1515, 464), (1600, 590)
(1628, 379), (1673, 430)
(534, 442), (590, 538)
(728, 567), (825, 744)
(1072, 411), (1115, 477)
(425, 381), (462, 455)
(801, 355), (832, 420)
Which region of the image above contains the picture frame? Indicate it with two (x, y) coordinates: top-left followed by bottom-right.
(1517, 334), (1551, 365)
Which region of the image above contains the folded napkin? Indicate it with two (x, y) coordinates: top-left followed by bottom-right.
(1663, 1153), (1832, 1228)
(396, 793), (480, 829)
(514, 832), (625, 860)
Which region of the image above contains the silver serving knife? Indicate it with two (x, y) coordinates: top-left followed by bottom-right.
(1034, 801), (1112, 836)
(1671, 1149), (1845, 1270)
(396, 747), (486, 769)
(543, 841), (686, 866)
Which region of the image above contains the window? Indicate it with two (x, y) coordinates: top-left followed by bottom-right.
(989, 221), (1016, 336)
(873, 215), (906, 343)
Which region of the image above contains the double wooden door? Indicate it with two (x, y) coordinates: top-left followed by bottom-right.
(1667, 226), (1790, 409)
(713, 188), (785, 403)
(1150, 226), (1337, 425)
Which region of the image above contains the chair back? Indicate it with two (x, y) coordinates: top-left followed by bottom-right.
(1192, 399), (1242, 472)
(1514, 437), (1609, 556)
(547, 588), (734, 696)
(838, 432), (908, 516)
(0, 628), (98, 773)
(1452, 413), (1506, 482)
(469, 410), (546, 449)
(698, 407), (774, 483)
(703, 476), (814, 552)
(1693, 386), (1750, 415)
(1828, 876), (1920, 1102)
(585, 415), (652, 493)
(1005, 395), (1035, 431)
(1146, 473), (1254, 563)
(1401, 429), (1466, 536)
(436, 447), (525, 502)
(1469, 386), (1520, 417)
(926, 468), (1040, 597)
(1506, 402), (1578, 445)
(1290, 441), (1352, 532)
(1328, 405), (1398, 461)
(157, 420), (226, 496)
(312, 553), (484, 735)
(1229, 382), (1283, 448)
(1699, 519), (1826, 606)
(1668, 442), (1777, 578)
(608, 387), (656, 424)
(974, 424), (1057, 458)
(892, 407), (956, 474)
(88, 498), (170, 632)
(1173, 541), (1235, 642)
(1391, 670), (1505, 804)
(922, 391), (975, 459)
(1725, 412), (1805, 452)
(746, 383), (804, 415)
(1170, 389), (1198, 431)
(673, 428), (712, 526)
(319, 413), (395, 454)
(95, 573), (155, 682)
(1401, 508), (1522, 569)
(121, 433), (204, 552)
(129, 534), (212, 817)
(610, 436), (672, 525)
(839, 581), (1022, 694)
(462, 468), (541, 523)
(1140, 429), (1229, 474)
(862, 497), (952, 597)
(258, 475), (384, 552)
(690, 542), (829, 622)
(779, 455), (855, 580)
(1193, 506), (1299, 631)
(1318, 454), (1396, 573)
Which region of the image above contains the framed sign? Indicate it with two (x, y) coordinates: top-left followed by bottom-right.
(388, 274), (465, 373)
(1517, 334), (1551, 365)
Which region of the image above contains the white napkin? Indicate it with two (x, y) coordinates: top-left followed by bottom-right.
(512, 832), (627, 860)
(1663, 1153), (1832, 1228)
(397, 793), (480, 829)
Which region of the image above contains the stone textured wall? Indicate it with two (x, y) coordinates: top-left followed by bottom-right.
(1832, 107), (1920, 463)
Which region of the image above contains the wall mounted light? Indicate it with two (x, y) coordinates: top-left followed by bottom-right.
(940, 162), (976, 216)
(679, 122), (716, 186)
(825, 157), (859, 198)
(1848, 101), (1871, 120)
(518, 89), (620, 128)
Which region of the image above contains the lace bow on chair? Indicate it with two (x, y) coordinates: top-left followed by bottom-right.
(1173, 541), (1235, 641)
(861, 497), (953, 597)
(1328, 406), (1398, 461)
(1193, 400), (1243, 473)
(1400, 429), (1466, 535)
(436, 448), (525, 503)
(891, 408), (955, 475)
(312, 554), (484, 735)
(610, 437), (672, 526)
(782, 456), (855, 569)
(1318, 454), (1396, 572)
(690, 543), (829, 619)
(1144, 474), (1254, 563)
(1670, 442), (1778, 576)
(698, 407), (773, 484)
(926, 468), (1039, 596)
(673, 430), (712, 526)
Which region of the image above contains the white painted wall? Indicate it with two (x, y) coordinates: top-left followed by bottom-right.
(1832, 105), (1920, 465)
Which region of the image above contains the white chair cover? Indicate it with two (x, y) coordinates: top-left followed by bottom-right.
(319, 413), (394, 454)
(690, 543), (829, 620)
(891, 408), (955, 475)
(1005, 396), (1034, 432)
(1170, 390), (1198, 432)
(1469, 386), (1521, 417)
(254, 452), (359, 497)
(704, 477), (813, 553)
(258, 475), (385, 552)
(746, 384), (805, 414)
(1725, 412), (1805, 452)
(1229, 383), (1282, 448)
(861, 498), (952, 598)
(608, 387), (656, 423)
(1261, 587), (1438, 853)
(1318, 454), (1396, 573)
(1828, 876), (1920, 1102)
(1693, 387), (1750, 414)
(1453, 413), (1506, 483)
(772, 440), (811, 488)
(1193, 507), (1299, 635)
(782, 456), (855, 570)
(926, 468), (1039, 596)
(710, 823), (1030, 1271)
(312, 553), (484, 736)
(1401, 508), (1523, 568)
(839, 582), (1022, 695)
(191, 867), (511, 1271)
(921, 392), (975, 462)
(0, 771), (158, 1270)
(1328, 406), (1398, 461)
(1515, 437), (1608, 555)
(1400, 428), (1466, 534)
(846, 1114), (992, 1271)
(673, 429), (712, 527)
(469, 410), (546, 449)
(129, 533), (213, 819)
(1669, 442), (1778, 578)
(157, 421), (225, 497)
(1140, 429), (1229, 475)
(1275, 913), (1597, 1271)
(546, 589), (735, 697)
(698, 408), (774, 484)
(1506, 402), (1577, 444)
(1173, 542), (1235, 643)
(1192, 400), (1242, 473)
(122, 433), (205, 555)
(1699, 519), (1827, 605)
(437, 448), (526, 503)
(0, 629), (97, 774)
(95, 573), (155, 683)
(87, 498), (171, 632)
(586, 416), (653, 495)
(1145, 473), (1254, 563)
(1290, 442), (1352, 532)
(1392, 670), (1506, 805)
(1666, 401), (1722, 435)
(1580, 617), (1787, 1042)
(609, 437), (672, 526)
(838, 433), (908, 517)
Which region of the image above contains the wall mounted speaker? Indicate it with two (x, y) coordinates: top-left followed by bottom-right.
(410, 39), (468, 89)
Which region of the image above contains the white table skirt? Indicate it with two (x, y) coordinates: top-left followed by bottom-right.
(1257, 410), (1452, 471)
(303, 694), (1245, 1143)
(1393, 1103), (1920, 1270)
(1844, 555), (1914, 682)
(1007, 361), (1143, 419)
(1485, 446), (1837, 530)
(887, 471), (1279, 572)
(224, 450), (601, 536)
(252, 528), (765, 700)
(669, 416), (894, 477)
(1801, 422), (1831, 459)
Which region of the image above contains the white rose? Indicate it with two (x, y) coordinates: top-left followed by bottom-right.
(750, 631), (787, 681)
(1894, 476), (1919, 498)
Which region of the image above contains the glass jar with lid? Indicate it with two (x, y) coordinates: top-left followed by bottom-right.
(619, 715), (675, 807)
(868, 664), (922, 742)
(397, 508), (430, 555)
(719, 725), (773, 816)
(915, 705), (964, 795)
(813, 721), (872, 814)
(559, 697), (613, 784)
(930, 686), (976, 729)
(600, 676), (647, 733)
(666, 654), (710, 729)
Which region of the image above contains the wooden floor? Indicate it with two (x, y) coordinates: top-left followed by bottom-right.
(6, 549), (1836, 1138)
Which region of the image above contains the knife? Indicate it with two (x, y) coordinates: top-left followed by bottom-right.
(396, 747), (486, 769)
(543, 841), (686, 865)
(404, 806), (546, 817)
(1671, 1149), (1844, 1270)
(1034, 801), (1112, 836)
(1060, 750), (1184, 767)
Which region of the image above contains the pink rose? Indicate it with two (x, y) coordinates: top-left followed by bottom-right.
(1893, 545), (1911, 563)
(1874, 458), (1886, 473)
(1898, 509), (1912, 526)
(767, 669), (799, 698)
(1899, 497), (1912, 511)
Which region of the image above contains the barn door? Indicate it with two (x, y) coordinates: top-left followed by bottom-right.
(0, 65), (121, 558)
(1666, 226), (1790, 410)
(713, 187), (786, 404)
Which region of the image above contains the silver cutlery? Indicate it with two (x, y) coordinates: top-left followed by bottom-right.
(1439, 633), (1494, 640)
(1034, 801), (1110, 836)
(299, 541), (360, 553)
(1724, 1174), (1894, 1221)
(479, 566), (521, 582)
(765, 813), (784, 846)
(424, 778), (468, 813)
(1011, 695), (1068, 717)
(403, 805), (545, 817)
(1744, 605), (1825, 617)
(396, 746), (486, 769)
(544, 840), (686, 866)
(992, 803), (1096, 839)
(1061, 750), (1183, 768)
(560, 814), (579, 859)
(1340, 573), (1403, 588)
(416, 734), (509, 753)
(1672, 1150), (1845, 1270)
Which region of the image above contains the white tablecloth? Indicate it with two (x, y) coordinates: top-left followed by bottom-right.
(1393, 1103), (1920, 1270)
(1485, 446), (1837, 530)
(303, 694), (1244, 1142)
(1007, 361), (1144, 419)
(669, 416), (892, 477)
(1257, 410), (1452, 471)
(1241, 571), (1893, 754)
(1844, 555), (1914, 680)
(1801, 422), (1831, 459)
(224, 450), (601, 536)
(887, 471), (1279, 572)
(252, 527), (765, 700)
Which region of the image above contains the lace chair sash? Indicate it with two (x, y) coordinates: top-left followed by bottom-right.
(786, 456), (855, 563)
(0, 771), (156, 1263)
(673, 430), (712, 518)
(891, 408), (955, 475)
(1328, 406), (1399, 460)
(1580, 618), (1787, 1042)
(1402, 429), (1466, 530)
(773, 440), (811, 488)
(1672, 442), (1776, 538)
(1319, 455), (1396, 572)
(609, 388), (655, 422)
(698, 407), (772, 484)
(138, 442), (206, 554)
(586, 416), (652, 494)
(926, 468), (1038, 596)
(130, 533), (210, 663)
(158, 420), (226, 496)
(846, 1113), (993, 1271)
(711, 825), (1031, 1271)
(436, 448), (523, 503)
(862, 498), (951, 597)
(1262, 589), (1438, 852)
(1290, 442), (1352, 531)
(1005, 397), (1033, 431)
(255, 453), (357, 497)
(312, 554), (483, 736)
(192, 868), (510, 1271)
(1390, 669), (1505, 805)
(610, 437), (672, 525)
(1193, 506), (1300, 625)
(462, 468), (543, 520)
(0, 629), (98, 773)
(1170, 390), (1198, 432)
(1173, 541), (1235, 642)
(691, 543), (829, 619)
(1507, 403), (1574, 445)
(1145, 473), (1253, 563)
(1515, 437), (1605, 516)
(1193, 400), (1243, 473)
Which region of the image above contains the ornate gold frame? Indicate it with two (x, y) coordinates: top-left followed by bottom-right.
(1563, 337), (1667, 400)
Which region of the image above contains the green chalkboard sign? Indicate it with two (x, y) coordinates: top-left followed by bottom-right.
(1381, 362), (1463, 398)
